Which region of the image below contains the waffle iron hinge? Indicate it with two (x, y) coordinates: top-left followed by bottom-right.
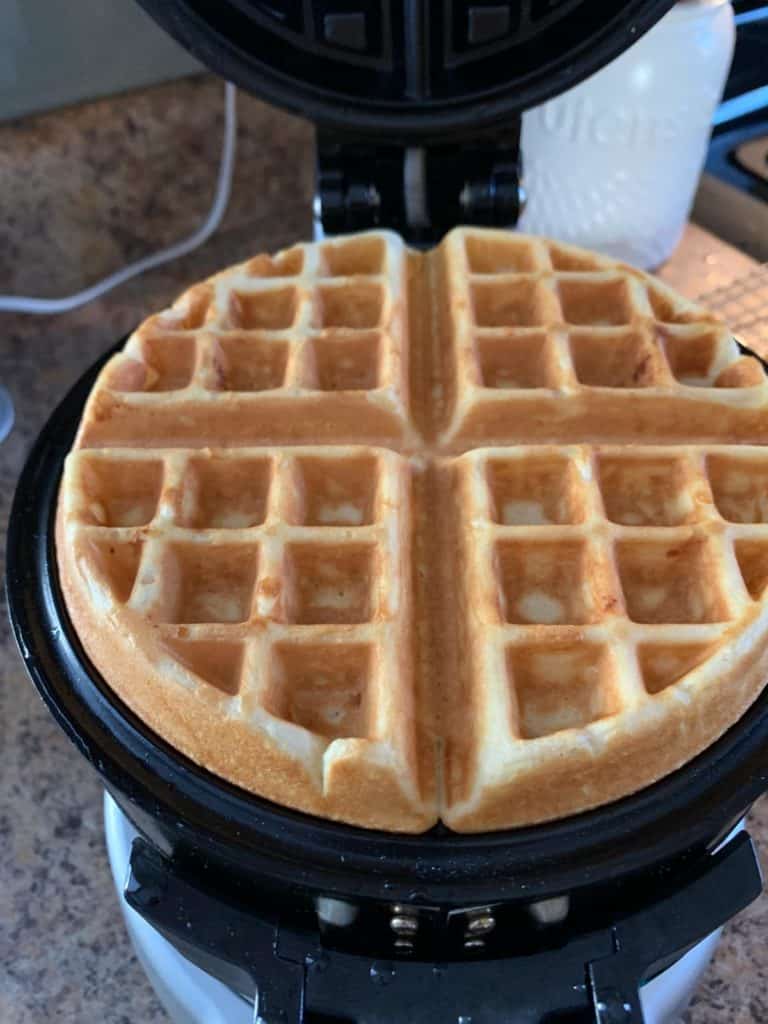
(315, 121), (524, 246)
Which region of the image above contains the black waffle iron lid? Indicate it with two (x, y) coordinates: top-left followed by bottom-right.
(135, 0), (675, 241)
(136, 0), (674, 139)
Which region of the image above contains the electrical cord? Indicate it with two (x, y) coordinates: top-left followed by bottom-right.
(0, 81), (237, 315)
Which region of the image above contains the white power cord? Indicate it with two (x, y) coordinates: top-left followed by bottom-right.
(0, 81), (237, 315)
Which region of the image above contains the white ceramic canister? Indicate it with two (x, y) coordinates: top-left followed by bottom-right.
(519, 1), (735, 269)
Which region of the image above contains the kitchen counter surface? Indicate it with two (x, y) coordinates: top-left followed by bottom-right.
(0, 75), (766, 1024)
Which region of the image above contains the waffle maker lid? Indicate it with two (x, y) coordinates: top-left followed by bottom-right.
(135, 0), (674, 137)
(137, 0), (678, 243)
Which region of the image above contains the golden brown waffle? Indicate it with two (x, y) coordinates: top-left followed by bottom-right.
(59, 445), (428, 829)
(435, 230), (768, 449)
(443, 444), (768, 829)
(57, 229), (768, 832)
(79, 234), (415, 449)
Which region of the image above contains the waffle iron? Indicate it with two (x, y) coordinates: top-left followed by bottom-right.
(7, 4), (768, 1022)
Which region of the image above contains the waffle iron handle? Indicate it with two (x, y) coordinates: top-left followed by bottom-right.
(258, 830), (763, 1024)
(125, 830), (762, 1024)
(585, 829), (763, 1024)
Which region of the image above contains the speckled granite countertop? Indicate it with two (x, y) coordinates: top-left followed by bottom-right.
(0, 75), (766, 1024)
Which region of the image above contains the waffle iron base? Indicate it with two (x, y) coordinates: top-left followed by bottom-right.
(7, 341), (768, 1023)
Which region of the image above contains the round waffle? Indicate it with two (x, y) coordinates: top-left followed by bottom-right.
(56, 229), (768, 832)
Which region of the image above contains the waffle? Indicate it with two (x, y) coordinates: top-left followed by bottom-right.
(56, 228), (768, 832)
(77, 235), (416, 449)
(435, 230), (768, 448)
(444, 444), (768, 829)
